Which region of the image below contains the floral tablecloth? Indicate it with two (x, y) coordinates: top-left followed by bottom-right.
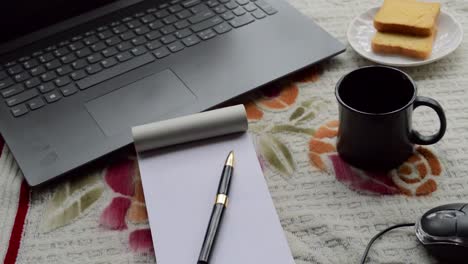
(1, 0), (468, 263)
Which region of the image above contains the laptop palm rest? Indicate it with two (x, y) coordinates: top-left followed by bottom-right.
(85, 69), (196, 137)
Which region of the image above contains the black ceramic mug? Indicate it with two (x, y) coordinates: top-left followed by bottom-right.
(335, 66), (446, 171)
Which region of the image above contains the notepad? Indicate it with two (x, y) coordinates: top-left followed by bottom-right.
(132, 105), (295, 264)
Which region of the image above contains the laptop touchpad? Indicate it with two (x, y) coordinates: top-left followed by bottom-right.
(85, 69), (196, 137)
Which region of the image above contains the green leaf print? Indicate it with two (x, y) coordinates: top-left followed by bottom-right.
(41, 172), (104, 232)
(271, 125), (315, 136)
(259, 135), (295, 176)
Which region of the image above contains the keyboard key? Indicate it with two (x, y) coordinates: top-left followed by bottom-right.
(87, 54), (103, 64)
(6, 89), (39, 106)
(131, 36), (147, 46)
(23, 59), (39, 70)
(219, 0), (230, 3)
(236, 0), (249, 5)
(229, 13), (254, 28)
(86, 64), (103, 75)
(14, 72), (31, 82)
(169, 4), (183, 13)
(30, 66), (46, 76)
(71, 70), (87, 81)
(120, 31), (136, 41)
(251, 9), (266, 19)
(176, 10), (192, 19)
(2, 84), (24, 98)
(18, 56), (30, 63)
(69, 42), (84, 51)
(102, 47), (119, 57)
(45, 59), (61, 70)
(244, 2), (258, 12)
(3, 61), (16, 68)
(175, 20), (190, 29)
(77, 53), (155, 90)
(27, 97), (45, 110)
(0, 78), (14, 89)
(147, 7), (157, 13)
(146, 31), (162, 40)
(113, 24), (128, 34)
(182, 35), (201, 46)
(149, 20), (164, 30)
(60, 53), (77, 64)
(155, 9), (170, 19)
(54, 76), (71, 87)
(116, 41), (132, 52)
(44, 90), (62, 103)
(58, 40), (70, 47)
(98, 30), (113, 40)
(41, 71), (57, 82)
(221, 11), (235, 20)
(161, 35), (177, 44)
(135, 12), (146, 18)
(38, 53), (54, 63)
(191, 16), (223, 32)
(0, 71), (6, 80)
(106, 36), (122, 46)
(206, 0), (219, 7)
(54, 47), (70, 57)
(233, 6), (246, 16)
(131, 46), (147, 56)
(182, 0), (201, 7)
(141, 14), (156, 24)
(91, 42), (107, 52)
(85, 30), (96, 36)
(72, 59), (87, 69)
(72, 35), (83, 42)
(191, 4), (210, 13)
(158, 3), (169, 9)
(32, 51), (44, 57)
(189, 10), (215, 24)
(214, 5), (227, 14)
(225, 1), (238, 9)
(8, 65), (23, 75)
(255, 0), (277, 15)
(213, 22), (232, 34)
(101, 57), (118, 68)
(163, 15), (178, 25)
(135, 26), (150, 35)
(128, 19), (144, 29)
(168, 41), (185, 52)
(38, 83), (56, 93)
(25, 77), (41, 88)
(110, 21), (121, 27)
(60, 84), (78, 96)
(11, 104), (29, 117)
(146, 40), (163, 50)
(160, 25), (176, 35)
(198, 29), (217, 40)
(175, 28), (192, 39)
(116, 52), (133, 62)
(76, 47), (92, 58)
(97, 26), (109, 32)
(153, 47), (171, 58)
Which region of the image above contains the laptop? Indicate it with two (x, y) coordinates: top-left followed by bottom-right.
(0, 0), (344, 186)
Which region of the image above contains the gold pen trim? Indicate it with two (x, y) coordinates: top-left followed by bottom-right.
(215, 194), (229, 207)
(225, 151), (234, 167)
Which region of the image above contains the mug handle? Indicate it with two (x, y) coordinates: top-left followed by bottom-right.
(410, 96), (447, 145)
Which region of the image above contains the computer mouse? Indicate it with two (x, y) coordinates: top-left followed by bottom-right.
(416, 203), (468, 263)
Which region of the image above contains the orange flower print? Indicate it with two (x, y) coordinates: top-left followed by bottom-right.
(390, 146), (442, 196)
(308, 120), (443, 196)
(291, 65), (322, 84)
(256, 83), (299, 111)
(244, 101), (264, 121)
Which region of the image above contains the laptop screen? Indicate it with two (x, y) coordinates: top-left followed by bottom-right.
(0, 0), (118, 43)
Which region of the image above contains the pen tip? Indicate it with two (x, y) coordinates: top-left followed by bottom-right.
(226, 151), (234, 167)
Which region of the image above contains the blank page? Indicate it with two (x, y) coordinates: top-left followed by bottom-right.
(137, 132), (295, 264)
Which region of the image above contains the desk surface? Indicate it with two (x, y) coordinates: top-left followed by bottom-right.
(1, 0), (467, 263)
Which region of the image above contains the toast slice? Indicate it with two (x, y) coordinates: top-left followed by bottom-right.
(374, 0), (440, 36)
(371, 27), (437, 59)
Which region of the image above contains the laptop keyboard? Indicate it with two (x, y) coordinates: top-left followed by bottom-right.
(0, 0), (278, 117)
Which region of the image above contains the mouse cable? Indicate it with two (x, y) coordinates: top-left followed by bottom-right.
(360, 223), (415, 264)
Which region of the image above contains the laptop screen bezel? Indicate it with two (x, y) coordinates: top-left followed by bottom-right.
(0, 0), (145, 55)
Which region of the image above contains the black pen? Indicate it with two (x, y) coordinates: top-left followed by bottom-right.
(198, 151), (234, 264)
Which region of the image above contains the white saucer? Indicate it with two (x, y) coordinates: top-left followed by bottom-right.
(347, 7), (463, 67)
